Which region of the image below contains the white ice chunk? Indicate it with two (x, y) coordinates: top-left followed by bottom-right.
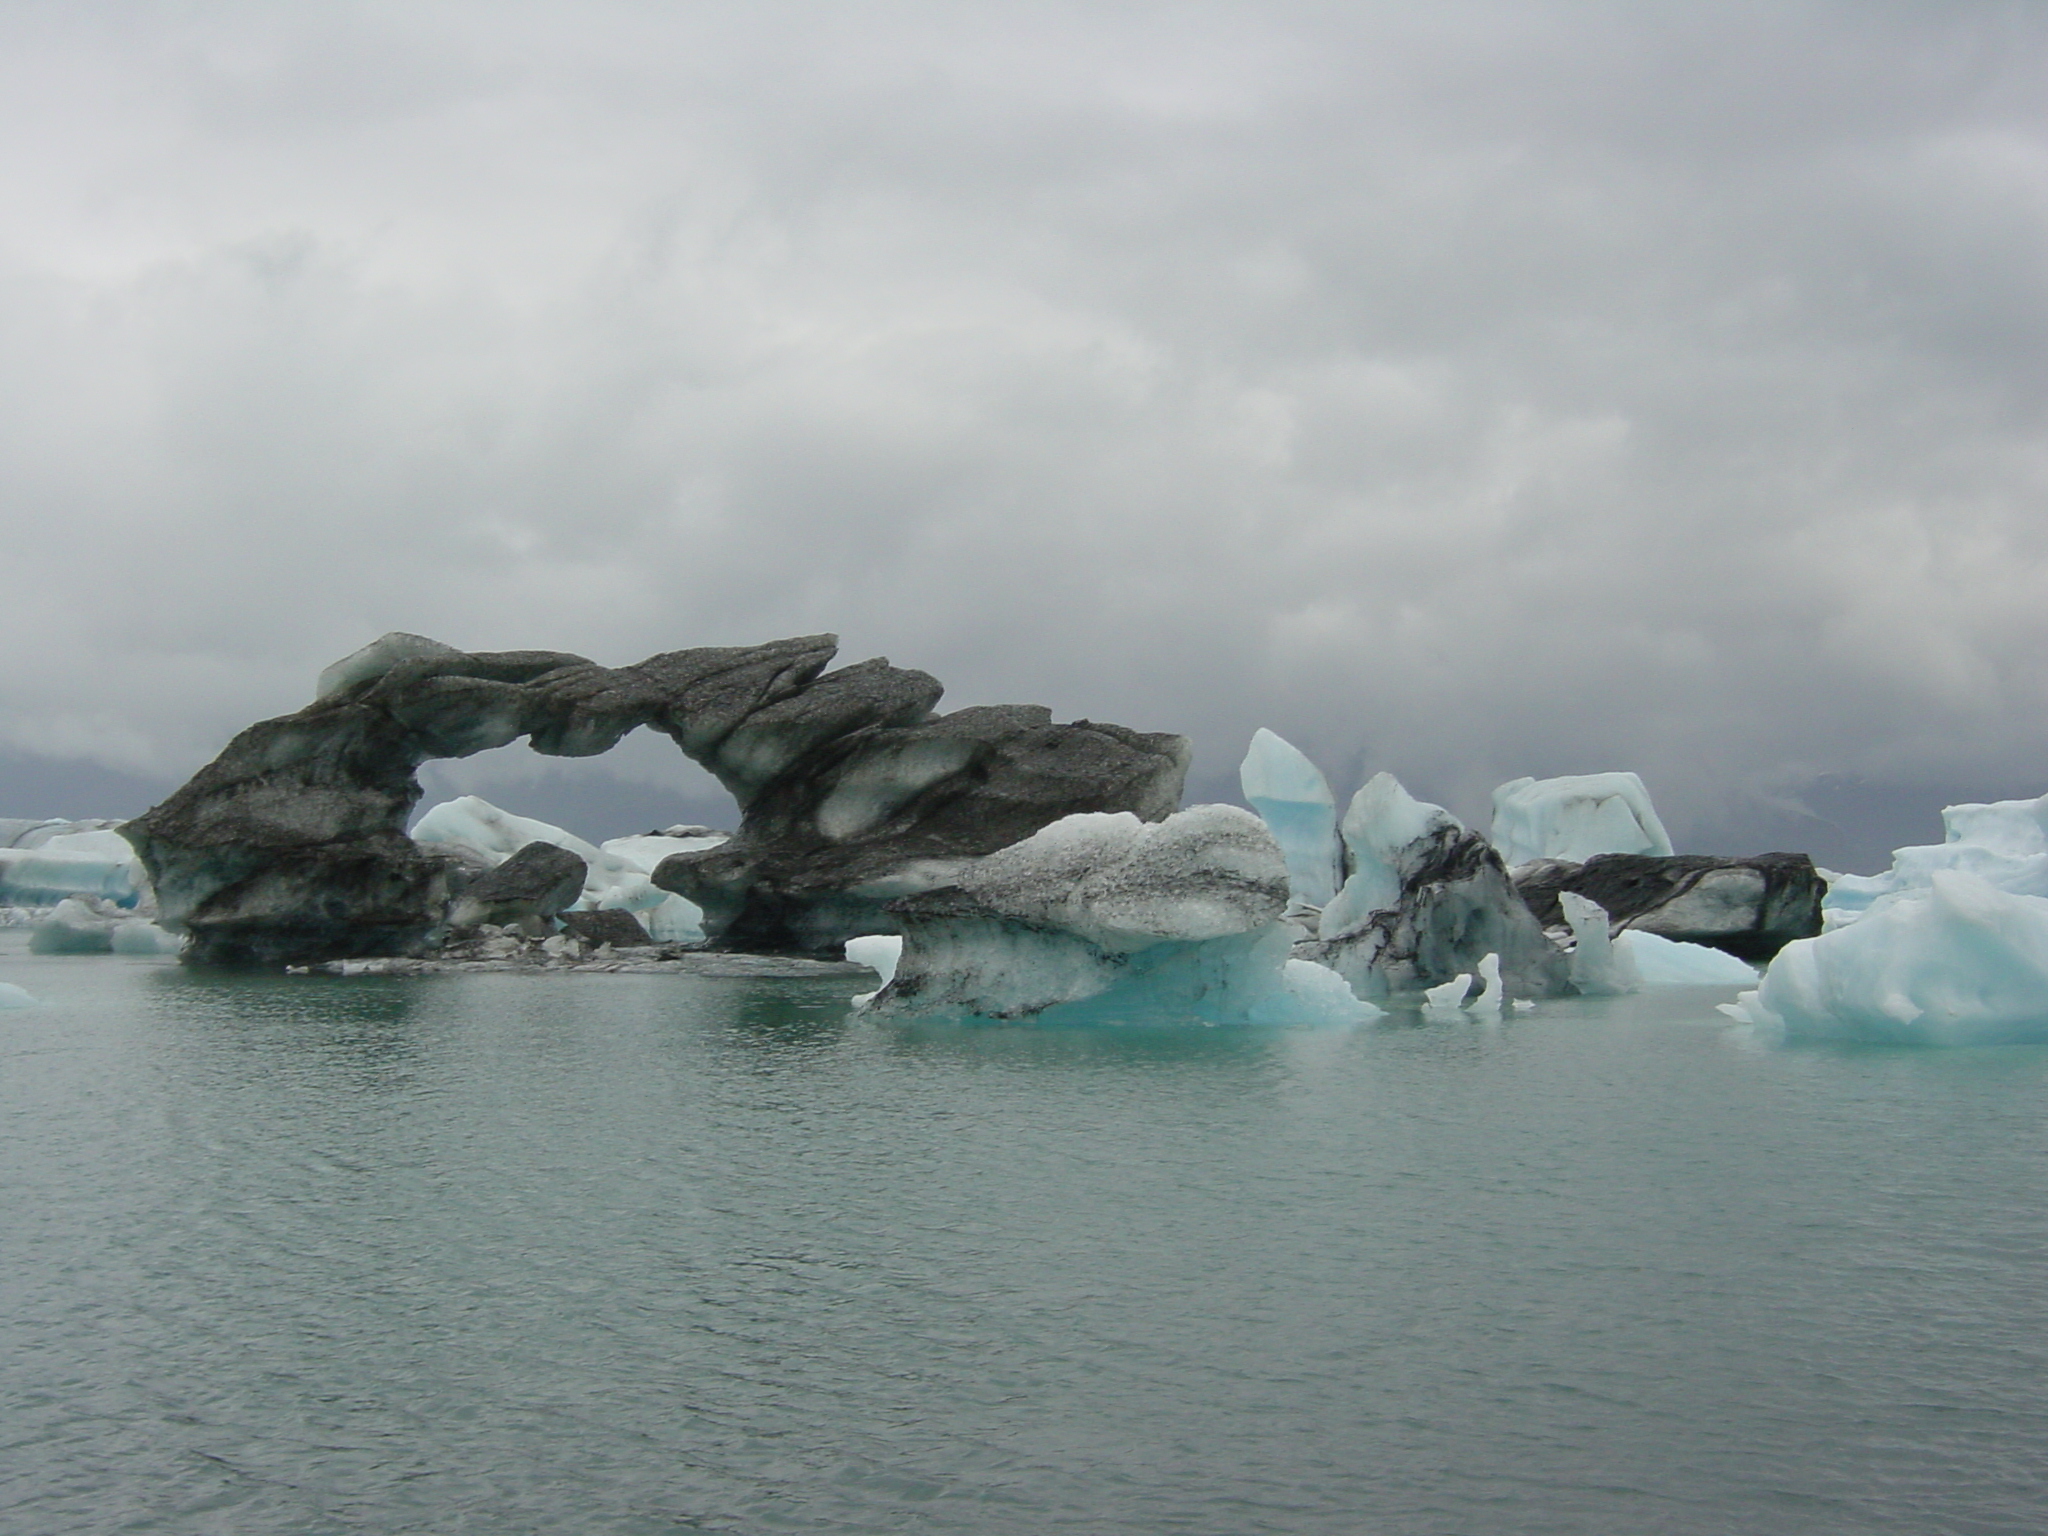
(1422, 972), (1473, 1012)
(1239, 728), (1342, 908)
(1743, 869), (2048, 1045)
(1561, 890), (1640, 995)
(1318, 773), (1463, 940)
(1822, 791), (2048, 930)
(1490, 772), (1674, 867)
(845, 933), (904, 1008)
(1468, 953), (1504, 1014)
(1615, 929), (1757, 987)
(0, 981), (38, 1008)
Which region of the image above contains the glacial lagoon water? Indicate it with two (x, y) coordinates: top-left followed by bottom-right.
(4, 935), (2045, 1535)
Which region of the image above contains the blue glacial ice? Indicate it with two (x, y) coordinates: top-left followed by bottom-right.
(1238, 728), (1342, 908)
(1491, 772), (1674, 867)
(849, 804), (1378, 1026)
(1728, 869), (2048, 1045)
(412, 795), (720, 942)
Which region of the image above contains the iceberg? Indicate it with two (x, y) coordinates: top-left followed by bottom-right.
(1305, 773), (1568, 1001)
(1238, 728), (1342, 908)
(0, 981), (38, 1008)
(1822, 792), (2048, 930)
(852, 804), (1378, 1026)
(0, 824), (145, 907)
(1491, 772), (1674, 868)
(30, 897), (122, 954)
(412, 796), (717, 942)
(1731, 870), (2048, 1045)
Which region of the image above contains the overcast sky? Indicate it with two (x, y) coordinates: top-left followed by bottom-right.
(3, 1), (2045, 867)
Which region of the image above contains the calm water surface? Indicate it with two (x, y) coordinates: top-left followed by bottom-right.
(3, 933), (2044, 1535)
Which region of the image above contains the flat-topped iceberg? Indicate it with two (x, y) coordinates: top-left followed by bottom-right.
(1491, 772), (1674, 868)
(852, 804), (1377, 1026)
(1730, 870), (2048, 1045)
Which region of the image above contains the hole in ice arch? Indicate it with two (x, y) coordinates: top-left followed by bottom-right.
(411, 727), (741, 844)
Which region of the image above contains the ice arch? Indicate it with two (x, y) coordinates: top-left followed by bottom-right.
(123, 634), (1189, 965)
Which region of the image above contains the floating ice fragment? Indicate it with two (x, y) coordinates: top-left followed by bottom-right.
(1422, 973), (1472, 1012)
(844, 933), (904, 1008)
(0, 981), (39, 1008)
(1468, 953), (1504, 1014)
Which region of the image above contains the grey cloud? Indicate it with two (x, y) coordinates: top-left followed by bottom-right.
(2, 1), (2045, 869)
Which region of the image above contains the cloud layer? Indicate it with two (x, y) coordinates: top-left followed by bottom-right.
(4, 2), (2045, 861)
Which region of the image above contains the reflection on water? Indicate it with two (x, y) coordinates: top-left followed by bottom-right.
(4, 947), (2047, 1535)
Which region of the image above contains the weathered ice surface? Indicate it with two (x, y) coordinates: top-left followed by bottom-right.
(126, 631), (1188, 965)
(1515, 852), (1823, 962)
(1301, 774), (1569, 1001)
(855, 805), (1374, 1025)
(1490, 772), (1673, 867)
(448, 841), (587, 933)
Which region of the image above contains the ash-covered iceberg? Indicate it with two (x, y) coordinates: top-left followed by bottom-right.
(1491, 772), (1674, 868)
(1238, 729), (1342, 909)
(1822, 792), (2048, 930)
(412, 795), (717, 943)
(1302, 773), (1568, 1002)
(1729, 870), (2048, 1045)
(852, 804), (1376, 1025)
